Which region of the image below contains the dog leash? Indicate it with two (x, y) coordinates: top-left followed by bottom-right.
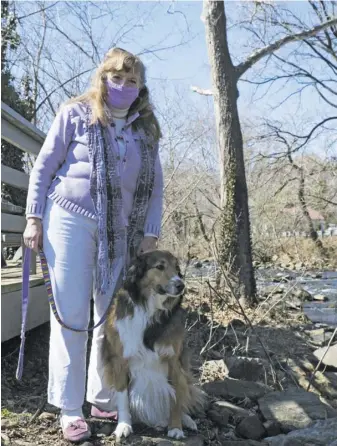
(16, 248), (114, 380)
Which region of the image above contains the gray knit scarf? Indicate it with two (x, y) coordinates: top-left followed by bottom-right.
(86, 106), (157, 295)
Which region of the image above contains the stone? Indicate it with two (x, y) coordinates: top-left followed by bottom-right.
(313, 294), (328, 301)
(258, 388), (337, 431)
(224, 356), (266, 382)
(236, 415), (266, 440)
(265, 418), (337, 445)
(208, 408), (230, 426)
(211, 400), (251, 418)
(313, 344), (337, 368)
(194, 261), (202, 268)
(184, 436), (204, 446)
(202, 360), (228, 381)
(157, 442), (173, 446)
(96, 422), (115, 436)
(261, 285), (284, 297)
(203, 378), (271, 401)
(305, 328), (333, 346)
(291, 287), (313, 301)
(263, 420), (282, 437)
(38, 411), (56, 421)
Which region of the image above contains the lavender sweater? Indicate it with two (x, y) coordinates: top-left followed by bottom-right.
(26, 102), (163, 238)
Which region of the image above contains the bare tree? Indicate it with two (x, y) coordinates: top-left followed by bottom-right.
(195, 0), (336, 304)
(11, 1), (193, 130)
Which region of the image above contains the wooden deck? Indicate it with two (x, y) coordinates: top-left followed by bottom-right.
(2, 260), (44, 293)
(1, 260), (50, 342)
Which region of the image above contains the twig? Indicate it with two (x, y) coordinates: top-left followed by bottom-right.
(306, 328), (337, 392)
(29, 396), (47, 424)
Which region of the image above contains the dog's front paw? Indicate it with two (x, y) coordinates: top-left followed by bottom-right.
(168, 428), (185, 439)
(114, 422), (133, 439)
(182, 414), (198, 431)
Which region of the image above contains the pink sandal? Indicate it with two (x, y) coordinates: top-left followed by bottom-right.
(62, 419), (91, 443)
(91, 405), (118, 420)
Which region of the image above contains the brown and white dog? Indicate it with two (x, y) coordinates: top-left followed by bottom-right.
(102, 250), (204, 440)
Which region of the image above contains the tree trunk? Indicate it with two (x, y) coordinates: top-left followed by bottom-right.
(203, 0), (256, 303)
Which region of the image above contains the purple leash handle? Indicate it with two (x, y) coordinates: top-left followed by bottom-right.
(16, 248), (116, 381)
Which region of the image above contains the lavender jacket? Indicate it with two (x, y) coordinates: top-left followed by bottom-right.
(26, 103), (163, 238)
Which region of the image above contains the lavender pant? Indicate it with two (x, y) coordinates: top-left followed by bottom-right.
(43, 198), (122, 411)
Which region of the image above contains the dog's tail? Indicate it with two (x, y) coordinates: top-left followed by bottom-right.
(180, 344), (207, 416)
(188, 382), (207, 416)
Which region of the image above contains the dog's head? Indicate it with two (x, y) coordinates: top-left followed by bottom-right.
(124, 250), (185, 308)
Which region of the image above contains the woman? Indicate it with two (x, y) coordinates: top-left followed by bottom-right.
(23, 48), (163, 442)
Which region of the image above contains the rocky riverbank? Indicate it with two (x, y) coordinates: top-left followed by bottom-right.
(1, 262), (337, 446)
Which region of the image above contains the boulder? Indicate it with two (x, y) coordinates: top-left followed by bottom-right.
(263, 420), (282, 437)
(224, 356), (266, 382)
(208, 407), (230, 426)
(313, 344), (337, 368)
(265, 418), (337, 445)
(203, 378), (271, 401)
(258, 388), (337, 430)
(236, 415), (266, 440)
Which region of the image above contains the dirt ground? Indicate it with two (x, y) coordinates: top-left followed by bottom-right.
(1, 282), (336, 446)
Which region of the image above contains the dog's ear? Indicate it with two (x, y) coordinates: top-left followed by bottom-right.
(124, 256), (146, 293)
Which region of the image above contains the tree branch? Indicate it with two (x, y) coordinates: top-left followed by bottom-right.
(236, 17), (337, 77)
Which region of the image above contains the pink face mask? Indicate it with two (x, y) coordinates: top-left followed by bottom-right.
(105, 79), (139, 109)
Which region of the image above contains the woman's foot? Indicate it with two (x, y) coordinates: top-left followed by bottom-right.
(60, 409), (91, 442)
(91, 405), (118, 420)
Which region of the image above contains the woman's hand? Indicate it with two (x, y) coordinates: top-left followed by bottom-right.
(23, 218), (43, 253)
(137, 236), (158, 255)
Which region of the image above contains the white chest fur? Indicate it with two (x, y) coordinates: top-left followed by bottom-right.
(115, 305), (176, 427)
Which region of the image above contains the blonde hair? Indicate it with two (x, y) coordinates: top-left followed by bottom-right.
(67, 47), (161, 141)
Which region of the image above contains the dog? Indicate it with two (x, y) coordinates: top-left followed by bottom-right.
(102, 250), (205, 440)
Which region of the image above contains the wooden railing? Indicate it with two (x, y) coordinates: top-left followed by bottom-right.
(1, 102), (50, 342)
(1, 101), (45, 230)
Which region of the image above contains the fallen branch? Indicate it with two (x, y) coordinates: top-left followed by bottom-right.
(306, 328), (337, 392)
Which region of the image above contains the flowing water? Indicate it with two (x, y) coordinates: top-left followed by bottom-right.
(186, 261), (337, 326)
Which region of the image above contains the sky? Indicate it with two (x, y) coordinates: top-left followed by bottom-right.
(10, 1), (337, 156)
